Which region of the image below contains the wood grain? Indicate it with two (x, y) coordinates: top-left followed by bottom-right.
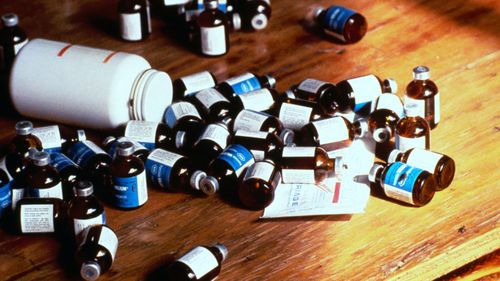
(0, 0), (499, 280)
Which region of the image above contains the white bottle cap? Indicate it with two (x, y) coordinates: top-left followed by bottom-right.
(15, 120), (33, 135)
(413, 66), (430, 80)
(130, 69), (173, 122)
(373, 127), (392, 143)
(80, 261), (101, 281)
(190, 170), (207, 191)
(214, 243), (228, 262)
(368, 163), (384, 183)
(387, 149), (403, 163)
(77, 130), (87, 141)
(384, 78), (398, 93)
(251, 13), (268, 30)
(232, 13), (241, 31)
(2, 13), (19, 27)
(200, 176), (219, 195)
(32, 151), (50, 166)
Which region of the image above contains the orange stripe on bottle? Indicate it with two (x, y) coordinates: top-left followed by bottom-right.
(332, 182), (341, 203)
(57, 44), (73, 57)
(103, 51), (119, 63)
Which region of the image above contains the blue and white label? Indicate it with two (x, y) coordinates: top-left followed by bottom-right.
(30, 182), (64, 200)
(197, 0), (227, 12)
(112, 171), (148, 208)
(383, 162), (425, 205)
(51, 152), (79, 172)
(225, 73), (262, 95)
(124, 121), (159, 150)
(73, 213), (106, 236)
(324, 6), (356, 35)
(145, 149), (184, 190)
(347, 75), (383, 113)
(0, 182), (12, 219)
(32, 125), (62, 153)
(67, 141), (107, 169)
(11, 184), (25, 210)
(165, 102), (201, 129)
(218, 144), (255, 177)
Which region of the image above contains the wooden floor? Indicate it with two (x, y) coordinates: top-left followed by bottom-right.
(0, 0), (499, 280)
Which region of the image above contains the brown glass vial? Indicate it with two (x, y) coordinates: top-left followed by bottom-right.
(369, 162), (435, 207)
(273, 97), (328, 132)
(395, 105), (430, 151)
(110, 141), (148, 209)
(76, 225), (118, 281)
(118, 0), (151, 41)
(166, 243), (228, 281)
(291, 78), (336, 102)
(50, 152), (85, 201)
(173, 70), (218, 100)
(404, 66), (440, 129)
(238, 160), (281, 210)
(388, 148), (455, 191)
(0, 13), (28, 73)
(232, 109), (282, 134)
(368, 93), (405, 143)
(5, 121), (43, 180)
(103, 136), (149, 163)
(279, 146), (343, 184)
(61, 129), (87, 155)
(26, 151), (63, 199)
(232, 130), (284, 162)
(237, 0), (272, 31)
(165, 101), (205, 132)
(313, 5), (367, 43)
(191, 88), (232, 123)
(230, 88), (284, 114)
(15, 197), (65, 234)
(197, 0), (230, 56)
(190, 122), (231, 170)
(216, 72), (276, 99)
(124, 120), (176, 151)
(67, 181), (106, 240)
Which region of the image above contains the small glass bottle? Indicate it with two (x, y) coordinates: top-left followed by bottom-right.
(313, 5), (367, 43)
(368, 93), (405, 143)
(145, 148), (205, 192)
(190, 122), (231, 169)
(232, 109), (282, 134)
(238, 160), (281, 210)
(237, 0), (272, 31)
(191, 88), (232, 123)
(173, 70), (218, 100)
(216, 72), (276, 99)
(279, 146), (343, 184)
(61, 129), (87, 155)
(395, 104), (430, 151)
(404, 66), (440, 129)
(198, 0), (230, 57)
(124, 120), (176, 151)
(76, 225), (118, 281)
(165, 101), (205, 132)
(26, 151), (63, 200)
(291, 78), (336, 102)
(15, 197), (65, 234)
(67, 181), (106, 240)
(31, 125), (87, 154)
(273, 97), (328, 132)
(0, 13), (28, 73)
(0, 168), (12, 220)
(368, 162), (436, 207)
(388, 148), (455, 191)
(50, 152), (85, 201)
(166, 243), (228, 281)
(232, 130), (284, 162)
(118, 0), (152, 41)
(110, 141), (148, 209)
(298, 116), (367, 152)
(230, 88), (284, 114)
(103, 136), (150, 163)
(5, 121), (43, 180)
(199, 144), (255, 196)
(334, 74), (397, 114)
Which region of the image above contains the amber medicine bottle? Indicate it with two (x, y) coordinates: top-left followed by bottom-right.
(230, 88), (284, 114)
(369, 162), (436, 207)
(274, 97), (328, 132)
(124, 120), (176, 151)
(103, 136), (149, 163)
(67, 181), (106, 239)
(173, 70), (218, 99)
(31, 125), (86, 154)
(388, 148), (455, 191)
(313, 5), (367, 43)
(395, 105), (430, 151)
(26, 151), (63, 200)
(5, 121), (43, 180)
(291, 78), (336, 102)
(232, 109), (284, 135)
(118, 0), (152, 41)
(191, 122), (231, 169)
(76, 225), (118, 281)
(198, 0), (230, 56)
(166, 243), (228, 281)
(165, 101), (205, 132)
(237, 0), (272, 31)
(10, 39), (173, 129)
(368, 93), (404, 143)
(191, 88), (232, 123)
(50, 152), (85, 201)
(0, 13), (28, 72)
(404, 66), (440, 129)
(232, 130), (284, 162)
(238, 160), (281, 210)
(15, 197), (65, 234)
(216, 72), (276, 99)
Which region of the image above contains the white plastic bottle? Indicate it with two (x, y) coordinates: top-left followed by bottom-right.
(10, 38), (173, 129)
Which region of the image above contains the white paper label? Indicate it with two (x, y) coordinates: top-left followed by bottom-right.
(182, 72), (217, 96)
(406, 148), (443, 174)
(373, 94), (404, 118)
(297, 79), (327, 94)
(32, 125), (62, 151)
(178, 246), (219, 279)
(74, 214), (105, 236)
(233, 110), (269, 132)
(124, 121), (158, 144)
(404, 96), (426, 118)
(281, 169), (315, 184)
(250, 150), (266, 161)
(201, 25), (226, 56)
(14, 39), (28, 55)
(198, 124), (229, 148)
(120, 13), (142, 41)
(434, 92), (441, 124)
(98, 226), (119, 261)
(136, 170), (148, 206)
(33, 182), (63, 200)
(167, 102), (201, 128)
(282, 147), (316, 158)
(347, 75), (382, 107)
(278, 103), (313, 131)
(148, 149), (183, 167)
(20, 204), (55, 233)
(0, 157), (13, 181)
(164, 0), (191, 5)
(395, 135), (426, 151)
(11, 188), (24, 210)
(244, 161), (275, 182)
(234, 130), (268, 139)
(237, 89), (274, 112)
(225, 72), (255, 86)
(383, 184), (414, 205)
(312, 117), (349, 145)
(82, 140), (107, 155)
(195, 88), (228, 110)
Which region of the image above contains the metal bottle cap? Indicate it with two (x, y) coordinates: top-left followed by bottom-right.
(32, 151), (50, 166)
(175, 131), (186, 150)
(387, 149), (403, 163)
(368, 163), (384, 183)
(214, 243), (228, 262)
(279, 129), (295, 146)
(232, 13), (241, 31)
(312, 7), (325, 19)
(190, 170), (207, 191)
(80, 261), (101, 281)
(102, 136), (116, 147)
(15, 120), (33, 135)
(2, 13), (19, 27)
(373, 127), (392, 143)
(116, 141), (134, 156)
(413, 66), (430, 80)
(200, 176), (219, 195)
(265, 74), (276, 89)
(251, 13), (268, 30)
(74, 181), (94, 197)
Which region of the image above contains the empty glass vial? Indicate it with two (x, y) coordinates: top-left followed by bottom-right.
(15, 197), (65, 234)
(298, 116), (367, 152)
(26, 151), (63, 200)
(291, 78), (336, 102)
(404, 66), (440, 129)
(110, 141), (148, 209)
(274, 97), (327, 132)
(0, 168), (12, 220)
(388, 148), (455, 191)
(191, 122), (231, 169)
(173, 70), (218, 100)
(216, 72), (276, 99)
(67, 181), (106, 240)
(166, 243), (228, 281)
(395, 105), (430, 151)
(313, 5), (367, 43)
(237, 0), (272, 31)
(50, 152), (85, 201)
(118, 0), (152, 41)
(232, 130), (284, 162)
(334, 74), (397, 114)
(279, 146), (343, 184)
(76, 225), (118, 281)
(145, 148), (204, 192)
(368, 93), (405, 143)
(368, 162), (436, 207)
(103, 136), (149, 163)
(0, 13), (28, 72)
(124, 120), (176, 151)
(199, 144), (255, 196)
(190, 88), (232, 123)
(5, 121), (43, 180)
(198, 0), (230, 56)
(238, 160), (280, 210)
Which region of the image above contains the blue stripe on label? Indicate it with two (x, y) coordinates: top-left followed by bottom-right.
(43, 146), (62, 153)
(354, 101), (370, 112)
(51, 152), (78, 171)
(324, 6), (356, 34)
(102, 211), (107, 224)
(137, 141), (155, 151)
(67, 142), (96, 168)
(165, 109), (177, 129)
(145, 159), (173, 190)
(0, 182), (12, 219)
(218, 144), (254, 173)
(112, 176), (141, 208)
(230, 77), (262, 95)
(197, 3), (227, 12)
(383, 162), (424, 193)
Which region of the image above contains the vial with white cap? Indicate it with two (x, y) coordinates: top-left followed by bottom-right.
(26, 150), (63, 200)
(110, 141), (148, 209)
(237, 0), (272, 31)
(395, 104), (430, 151)
(9, 39), (173, 129)
(67, 181), (106, 240)
(216, 72), (276, 99)
(198, 0), (230, 56)
(404, 66), (440, 129)
(368, 93), (405, 143)
(166, 243), (228, 281)
(5, 121), (42, 180)
(312, 5), (367, 43)
(118, 0), (152, 41)
(0, 13), (28, 72)
(76, 225), (118, 281)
